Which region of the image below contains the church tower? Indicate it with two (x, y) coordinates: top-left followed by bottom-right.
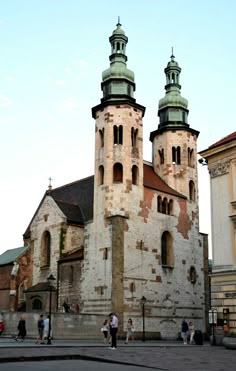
(92, 21), (145, 220)
(89, 21), (145, 317)
(150, 52), (199, 205)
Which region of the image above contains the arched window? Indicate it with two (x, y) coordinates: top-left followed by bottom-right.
(168, 199), (174, 215)
(177, 146), (181, 164)
(161, 231), (173, 267)
(171, 72), (175, 83)
(131, 127), (138, 147)
(113, 125), (123, 145)
(157, 196), (162, 212)
(113, 163), (123, 183)
(32, 298), (42, 310)
(189, 180), (196, 201)
(41, 231), (51, 267)
(188, 147), (194, 167)
(162, 198), (168, 214)
(172, 146), (181, 164)
(117, 42), (120, 53)
(98, 165), (104, 185)
(99, 128), (104, 148)
(158, 149), (164, 164)
(132, 165), (138, 185)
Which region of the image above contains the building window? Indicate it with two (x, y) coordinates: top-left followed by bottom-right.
(132, 165), (138, 185)
(131, 127), (138, 147)
(113, 163), (123, 183)
(158, 149), (164, 164)
(98, 165), (104, 185)
(172, 146), (181, 164)
(189, 266), (197, 284)
(157, 196), (162, 212)
(157, 196), (174, 215)
(189, 180), (196, 201)
(161, 231), (173, 267)
(113, 125), (123, 145)
(32, 298), (42, 310)
(188, 147), (194, 167)
(103, 248), (108, 260)
(168, 199), (173, 215)
(162, 198), (168, 214)
(130, 282), (135, 293)
(99, 128), (104, 148)
(41, 231), (51, 267)
(127, 84), (131, 95)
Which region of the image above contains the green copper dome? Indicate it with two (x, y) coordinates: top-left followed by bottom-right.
(101, 20), (136, 103)
(112, 22), (125, 35)
(158, 52), (189, 129)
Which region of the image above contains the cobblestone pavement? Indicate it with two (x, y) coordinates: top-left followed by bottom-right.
(0, 339), (235, 370)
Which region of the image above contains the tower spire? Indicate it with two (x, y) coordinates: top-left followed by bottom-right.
(157, 52), (189, 130)
(100, 21), (136, 103)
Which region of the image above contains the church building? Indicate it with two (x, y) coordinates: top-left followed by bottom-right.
(23, 21), (208, 338)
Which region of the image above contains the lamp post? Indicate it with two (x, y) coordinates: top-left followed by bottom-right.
(140, 296), (147, 342)
(209, 308), (217, 346)
(47, 273), (56, 345)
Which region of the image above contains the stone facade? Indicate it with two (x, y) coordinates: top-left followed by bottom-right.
(199, 131), (236, 333)
(21, 22), (208, 339)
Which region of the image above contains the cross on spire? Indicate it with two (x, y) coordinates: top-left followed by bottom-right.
(48, 177), (53, 191)
(117, 16), (121, 26)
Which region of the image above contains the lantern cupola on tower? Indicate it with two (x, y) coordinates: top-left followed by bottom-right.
(101, 19), (136, 103)
(158, 50), (189, 130)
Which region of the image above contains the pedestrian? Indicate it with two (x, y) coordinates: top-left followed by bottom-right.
(181, 318), (189, 345)
(35, 314), (45, 344)
(101, 319), (109, 344)
(0, 319), (4, 336)
(15, 316), (27, 342)
(125, 318), (135, 344)
(188, 321), (195, 344)
(44, 315), (50, 340)
(109, 312), (118, 349)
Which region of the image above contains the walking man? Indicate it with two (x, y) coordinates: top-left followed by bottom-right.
(109, 312), (118, 349)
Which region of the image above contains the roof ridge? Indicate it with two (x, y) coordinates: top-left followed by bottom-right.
(48, 175), (94, 193)
(209, 131), (236, 148)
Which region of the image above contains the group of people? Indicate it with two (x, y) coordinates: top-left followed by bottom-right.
(14, 314), (50, 343)
(181, 319), (195, 345)
(35, 314), (50, 344)
(101, 314), (135, 349)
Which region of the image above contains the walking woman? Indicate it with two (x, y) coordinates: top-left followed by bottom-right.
(125, 318), (135, 344)
(15, 316), (27, 342)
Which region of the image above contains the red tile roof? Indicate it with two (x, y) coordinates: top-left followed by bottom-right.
(209, 131), (236, 149)
(143, 163), (186, 198)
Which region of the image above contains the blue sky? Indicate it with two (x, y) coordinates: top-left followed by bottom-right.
(0, 0), (235, 255)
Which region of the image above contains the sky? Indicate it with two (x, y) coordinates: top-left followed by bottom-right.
(0, 0), (235, 256)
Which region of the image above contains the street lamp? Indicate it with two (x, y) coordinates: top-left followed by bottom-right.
(209, 308), (217, 346)
(47, 273), (56, 345)
(140, 296), (147, 342)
